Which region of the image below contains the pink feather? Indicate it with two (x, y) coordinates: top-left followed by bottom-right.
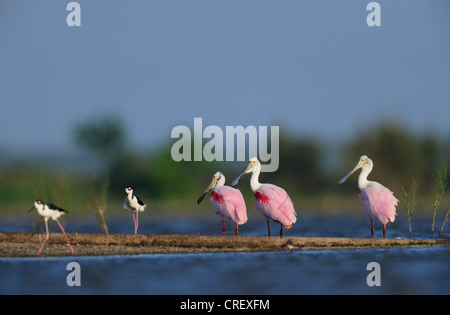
(210, 186), (248, 225)
(254, 184), (297, 228)
(360, 182), (399, 225)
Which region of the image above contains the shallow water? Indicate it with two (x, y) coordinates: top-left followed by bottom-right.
(2, 212), (448, 239)
(0, 214), (449, 295)
(0, 247), (449, 295)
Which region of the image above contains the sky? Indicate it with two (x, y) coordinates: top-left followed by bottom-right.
(0, 0), (449, 157)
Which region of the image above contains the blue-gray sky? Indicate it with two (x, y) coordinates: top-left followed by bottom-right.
(0, 0), (449, 155)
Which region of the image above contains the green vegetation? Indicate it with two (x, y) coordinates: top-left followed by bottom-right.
(0, 117), (449, 239)
(73, 115), (125, 171)
(73, 116), (124, 234)
(91, 175), (110, 235)
(439, 206), (450, 238)
(402, 177), (418, 238)
(431, 158), (448, 238)
(341, 123), (441, 195)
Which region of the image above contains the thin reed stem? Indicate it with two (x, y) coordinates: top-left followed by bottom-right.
(438, 207), (449, 238)
(402, 177), (417, 239)
(431, 158), (447, 238)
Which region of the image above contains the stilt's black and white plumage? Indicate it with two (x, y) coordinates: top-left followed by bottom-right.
(29, 200), (75, 255)
(121, 186), (147, 234)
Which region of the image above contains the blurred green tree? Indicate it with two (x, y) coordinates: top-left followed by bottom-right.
(146, 147), (220, 201)
(263, 135), (324, 195)
(73, 114), (126, 226)
(73, 115), (125, 171)
(342, 123), (442, 194)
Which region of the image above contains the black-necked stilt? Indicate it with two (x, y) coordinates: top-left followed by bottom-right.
(121, 186), (147, 234)
(29, 200), (75, 255)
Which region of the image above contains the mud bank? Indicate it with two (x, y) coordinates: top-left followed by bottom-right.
(0, 232), (448, 257)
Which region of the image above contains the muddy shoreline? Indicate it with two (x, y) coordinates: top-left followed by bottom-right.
(1, 232), (449, 257)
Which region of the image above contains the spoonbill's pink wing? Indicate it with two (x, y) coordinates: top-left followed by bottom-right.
(210, 186), (248, 225)
(360, 182), (398, 225)
(254, 184), (297, 228)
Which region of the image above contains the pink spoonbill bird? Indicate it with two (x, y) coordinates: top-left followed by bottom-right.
(121, 186), (147, 234)
(232, 157), (297, 237)
(198, 172), (248, 236)
(29, 200), (75, 255)
(339, 155), (399, 238)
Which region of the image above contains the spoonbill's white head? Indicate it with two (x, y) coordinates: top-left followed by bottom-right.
(339, 155), (373, 185)
(231, 157), (261, 187)
(197, 172), (225, 204)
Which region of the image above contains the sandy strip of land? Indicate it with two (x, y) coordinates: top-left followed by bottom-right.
(0, 232), (448, 257)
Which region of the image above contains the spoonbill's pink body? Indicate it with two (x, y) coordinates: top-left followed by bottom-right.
(232, 158), (297, 237)
(198, 172), (247, 235)
(339, 155), (399, 238)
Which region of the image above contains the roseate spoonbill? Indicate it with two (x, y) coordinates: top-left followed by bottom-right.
(28, 200), (75, 255)
(232, 157), (297, 237)
(121, 186), (147, 234)
(198, 172), (248, 236)
(339, 155), (399, 238)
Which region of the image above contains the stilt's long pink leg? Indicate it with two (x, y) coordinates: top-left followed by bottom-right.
(135, 211), (139, 235)
(56, 219), (75, 255)
(235, 223), (239, 236)
(37, 219), (50, 255)
(132, 212), (137, 234)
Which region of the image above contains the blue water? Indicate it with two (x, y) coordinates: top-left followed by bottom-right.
(0, 214), (449, 295)
(0, 247), (448, 295)
(2, 212), (448, 239)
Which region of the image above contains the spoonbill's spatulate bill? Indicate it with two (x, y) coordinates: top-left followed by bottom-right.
(29, 200), (75, 255)
(198, 172), (247, 236)
(232, 157), (297, 237)
(121, 186), (147, 234)
(339, 155), (399, 238)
